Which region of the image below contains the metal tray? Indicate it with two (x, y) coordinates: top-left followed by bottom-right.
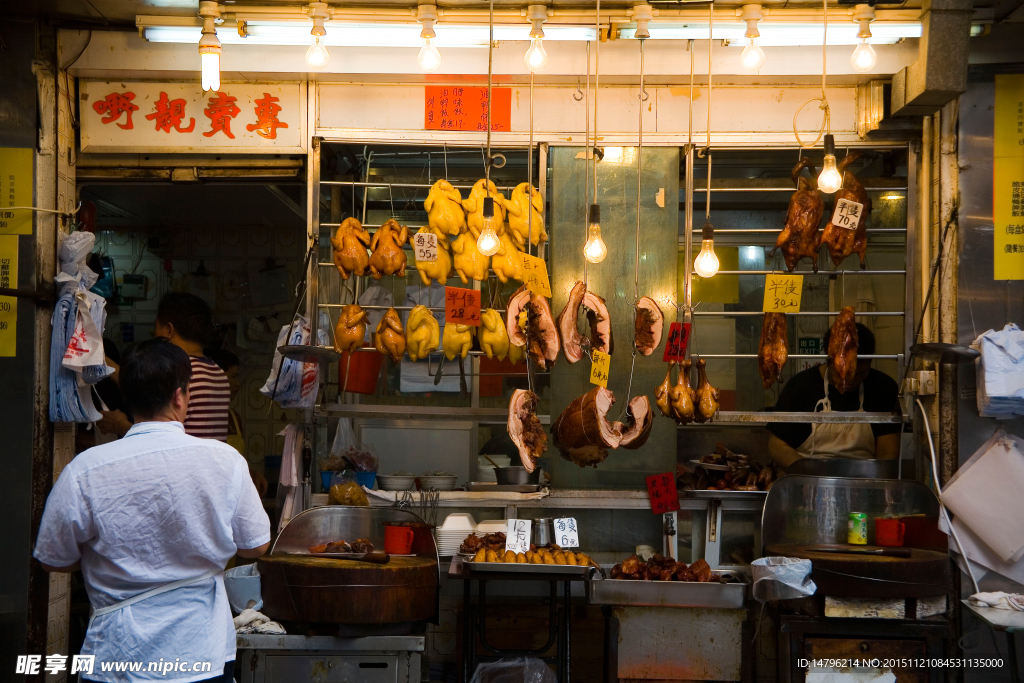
(587, 574), (749, 609)
(466, 483), (542, 493)
(466, 561), (593, 577)
(689, 459), (732, 471)
(682, 489), (768, 501)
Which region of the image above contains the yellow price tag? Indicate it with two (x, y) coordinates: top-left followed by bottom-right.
(762, 274), (803, 313)
(520, 253), (551, 298)
(589, 349), (610, 388)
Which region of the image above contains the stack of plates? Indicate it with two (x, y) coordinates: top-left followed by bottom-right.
(476, 520), (509, 535)
(436, 513), (477, 556)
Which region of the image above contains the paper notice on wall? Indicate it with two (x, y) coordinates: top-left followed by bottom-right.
(0, 235), (18, 356)
(993, 74), (1024, 280)
(0, 149), (33, 235)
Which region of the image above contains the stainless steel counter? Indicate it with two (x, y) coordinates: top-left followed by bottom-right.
(236, 634), (424, 683)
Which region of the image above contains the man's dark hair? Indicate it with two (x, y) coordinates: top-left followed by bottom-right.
(120, 338), (192, 418)
(208, 348), (240, 372)
(823, 322), (876, 356)
(156, 292), (214, 345)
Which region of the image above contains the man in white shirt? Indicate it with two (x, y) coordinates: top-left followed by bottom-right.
(35, 338), (271, 683)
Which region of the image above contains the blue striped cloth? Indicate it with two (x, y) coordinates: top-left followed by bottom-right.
(49, 281), (102, 423)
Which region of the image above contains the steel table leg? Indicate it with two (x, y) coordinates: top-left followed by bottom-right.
(1008, 632), (1020, 683)
(462, 578), (472, 683)
(563, 580), (572, 683)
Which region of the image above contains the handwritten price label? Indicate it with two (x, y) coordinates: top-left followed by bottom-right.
(662, 322), (691, 363)
(424, 86), (511, 132)
(762, 274), (803, 313)
(589, 349), (610, 387)
(554, 518), (580, 548)
(413, 232), (438, 263)
(445, 286), (481, 325)
(831, 198), (864, 231)
(645, 472), (680, 515)
(505, 518), (532, 554)
(520, 253), (551, 298)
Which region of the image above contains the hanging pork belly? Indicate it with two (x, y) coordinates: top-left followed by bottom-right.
(634, 297), (664, 356)
(551, 386), (624, 468)
(614, 396), (654, 450)
(556, 281), (613, 363)
(506, 285), (560, 370)
(508, 389), (547, 472)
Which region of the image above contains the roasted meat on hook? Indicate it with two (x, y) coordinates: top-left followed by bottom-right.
(556, 280), (612, 364)
(694, 359), (720, 423)
(669, 359), (697, 424)
(506, 285), (559, 370)
(331, 218), (371, 279)
(818, 152), (870, 268)
(551, 386), (623, 468)
(634, 297), (664, 356)
(758, 312), (788, 388)
(508, 389), (547, 472)
(373, 308), (406, 362)
(369, 219), (409, 279)
(655, 367), (673, 419)
(828, 306), (859, 394)
(615, 396), (654, 450)
(333, 304), (367, 354)
(770, 158), (824, 272)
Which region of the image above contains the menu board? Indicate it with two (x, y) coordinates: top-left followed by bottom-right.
(994, 74), (1024, 280)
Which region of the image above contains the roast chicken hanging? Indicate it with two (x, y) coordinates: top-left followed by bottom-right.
(414, 226), (453, 287)
(506, 183), (547, 247)
(634, 297), (664, 356)
(669, 360), (697, 424)
(369, 219), (409, 279)
(405, 305), (440, 362)
(508, 389), (547, 472)
(758, 312), (788, 388)
(333, 304), (367, 354)
(331, 218), (371, 280)
(491, 231), (524, 284)
(556, 281), (612, 364)
(424, 179), (467, 237)
(828, 306), (859, 394)
(463, 179), (507, 239)
(451, 232), (490, 283)
(506, 285), (559, 371)
(442, 321), (475, 361)
(770, 157), (824, 272)
(818, 152), (871, 269)
(373, 308), (406, 362)
(479, 308), (510, 361)
(693, 359), (720, 423)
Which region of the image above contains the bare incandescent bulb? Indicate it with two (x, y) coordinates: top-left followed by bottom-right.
(524, 37), (548, 72)
(693, 222), (720, 278)
(477, 197), (500, 257)
(817, 134), (844, 194)
(850, 40), (876, 72)
(418, 37), (442, 72)
(583, 204), (608, 264)
(740, 38), (765, 71)
(305, 35), (330, 68)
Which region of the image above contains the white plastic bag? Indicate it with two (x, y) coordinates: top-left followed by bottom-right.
(62, 290), (105, 370)
(751, 556), (817, 602)
(469, 658), (558, 683)
(259, 316), (324, 409)
(224, 564), (263, 614)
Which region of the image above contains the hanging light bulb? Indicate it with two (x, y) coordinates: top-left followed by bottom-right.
(477, 197), (500, 257)
(739, 5), (765, 72)
(524, 5), (549, 72)
(305, 3), (330, 68)
(693, 222), (720, 278)
(584, 204), (608, 264)
(417, 5), (441, 73)
(850, 5), (877, 73)
(197, 1), (221, 92)
(817, 134), (843, 194)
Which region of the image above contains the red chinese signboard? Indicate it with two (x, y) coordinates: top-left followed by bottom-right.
(445, 286), (481, 325)
(662, 322), (691, 363)
(425, 86), (511, 132)
(645, 472), (680, 515)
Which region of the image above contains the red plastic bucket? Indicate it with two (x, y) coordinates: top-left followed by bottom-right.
(338, 344), (383, 394)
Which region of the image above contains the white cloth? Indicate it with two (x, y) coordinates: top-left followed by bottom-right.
(797, 371), (876, 460)
(974, 324), (1024, 417)
(277, 424), (304, 533)
(233, 608), (287, 634)
(33, 421), (270, 683)
(359, 285), (394, 343)
(400, 284), (460, 393)
(968, 592), (1024, 611)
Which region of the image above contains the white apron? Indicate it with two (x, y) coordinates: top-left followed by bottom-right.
(88, 567), (222, 629)
(796, 369), (876, 460)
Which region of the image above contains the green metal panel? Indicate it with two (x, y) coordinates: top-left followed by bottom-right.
(548, 146), (679, 489)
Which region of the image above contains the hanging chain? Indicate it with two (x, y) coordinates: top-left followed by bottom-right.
(583, 42), (591, 289)
(527, 69), (534, 259)
(633, 37), (645, 306)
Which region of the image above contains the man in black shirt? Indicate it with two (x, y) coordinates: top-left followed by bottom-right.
(767, 323), (901, 469)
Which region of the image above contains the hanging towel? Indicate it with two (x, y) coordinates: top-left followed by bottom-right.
(974, 323), (1024, 417)
(276, 424), (304, 533)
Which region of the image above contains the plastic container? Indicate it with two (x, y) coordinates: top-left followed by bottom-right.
(354, 471), (377, 489)
(338, 344), (384, 394)
(224, 564), (263, 614)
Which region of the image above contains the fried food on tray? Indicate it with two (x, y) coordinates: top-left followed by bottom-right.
(459, 532), (507, 555)
(307, 538), (374, 554)
(610, 554), (718, 583)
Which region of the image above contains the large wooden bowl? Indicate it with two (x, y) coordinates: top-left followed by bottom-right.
(258, 554), (438, 624)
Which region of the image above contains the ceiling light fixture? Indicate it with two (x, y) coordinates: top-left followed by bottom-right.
(524, 5), (549, 72)
(850, 4), (877, 72)
(818, 133), (843, 193)
(584, 204), (608, 264)
(417, 4), (442, 72)
(739, 4), (766, 71)
(477, 197), (500, 256)
(305, 2), (330, 68)
(197, 1), (222, 92)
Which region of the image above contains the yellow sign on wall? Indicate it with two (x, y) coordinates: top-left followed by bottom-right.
(763, 274), (804, 312)
(0, 235), (18, 356)
(994, 74), (1024, 280)
(0, 148), (33, 235)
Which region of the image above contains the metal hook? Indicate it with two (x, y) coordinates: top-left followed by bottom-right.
(491, 153), (507, 169)
(640, 88), (649, 103)
(574, 77), (584, 102)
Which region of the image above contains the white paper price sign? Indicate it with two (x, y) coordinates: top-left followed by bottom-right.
(413, 232), (439, 262)
(831, 198), (864, 231)
(505, 519), (532, 555)
(554, 518), (580, 548)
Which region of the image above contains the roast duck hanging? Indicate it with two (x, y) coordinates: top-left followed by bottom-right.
(556, 281), (612, 364)
(506, 285), (560, 370)
(369, 219), (409, 279)
(770, 157), (824, 272)
(758, 312), (788, 388)
(693, 359), (721, 423)
(331, 218), (372, 279)
(424, 179), (467, 238)
(373, 307), (406, 362)
(818, 152), (871, 269)
(333, 304), (367, 354)
(405, 305), (440, 362)
(506, 183), (547, 247)
(828, 306), (859, 394)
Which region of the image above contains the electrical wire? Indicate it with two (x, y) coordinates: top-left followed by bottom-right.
(793, 0), (832, 148)
(583, 41), (591, 288)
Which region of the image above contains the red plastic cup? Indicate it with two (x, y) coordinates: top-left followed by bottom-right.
(875, 518), (906, 547)
(384, 525), (414, 555)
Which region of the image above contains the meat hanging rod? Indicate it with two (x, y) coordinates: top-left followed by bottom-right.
(702, 269), (905, 275)
(689, 310), (904, 315)
(682, 228), (906, 234)
(697, 353), (900, 359)
(319, 181), (517, 191)
(318, 304), (507, 312)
